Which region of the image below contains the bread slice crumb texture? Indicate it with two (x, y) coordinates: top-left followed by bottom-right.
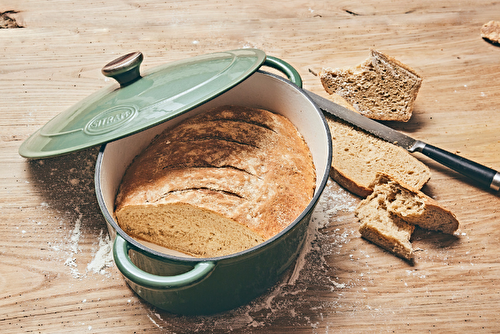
(370, 174), (459, 234)
(355, 173), (459, 262)
(116, 203), (265, 258)
(356, 188), (414, 261)
(320, 49), (422, 122)
(324, 111), (431, 197)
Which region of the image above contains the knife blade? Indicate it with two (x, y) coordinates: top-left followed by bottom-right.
(305, 90), (500, 191)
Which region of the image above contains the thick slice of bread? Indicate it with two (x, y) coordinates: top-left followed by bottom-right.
(320, 49), (422, 122)
(323, 93), (431, 198)
(356, 173), (459, 261)
(115, 105), (316, 258)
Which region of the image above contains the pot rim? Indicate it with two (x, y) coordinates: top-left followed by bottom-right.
(94, 70), (332, 264)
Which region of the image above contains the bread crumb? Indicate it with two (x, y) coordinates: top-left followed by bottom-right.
(481, 20), (500, 44)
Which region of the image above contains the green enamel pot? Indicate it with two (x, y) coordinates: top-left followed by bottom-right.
(19, 49), (331, 314)
(89, 51), (332, 315)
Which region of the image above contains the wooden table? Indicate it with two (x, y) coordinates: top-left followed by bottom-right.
(2, 1), (500, 332)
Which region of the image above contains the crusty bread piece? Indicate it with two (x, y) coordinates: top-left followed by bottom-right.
(481, 20), (500, 44)
(357, 191), (415, 261)
(320, 49), (422, 122)
(367, 173), (459, 234)
(115, 105), (316, 258)
(323, 94), (431, 198)
(356, 173), (459, 261)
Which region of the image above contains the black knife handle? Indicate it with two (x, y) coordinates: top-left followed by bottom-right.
(417, 143), (500, 191)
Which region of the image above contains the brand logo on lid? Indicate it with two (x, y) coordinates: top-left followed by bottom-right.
(84, 105), (137, 135)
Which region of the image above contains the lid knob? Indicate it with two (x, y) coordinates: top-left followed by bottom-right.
(102, 52), (143, 86)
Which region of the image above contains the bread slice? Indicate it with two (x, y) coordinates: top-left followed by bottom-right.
(320, 49), (422, 122)
(356, 173), (459, 261)
(115, 105), (316, 258)
(367, 174), (459, 234)
(323, 94), (431, 198)
(355, 174), (459, 260)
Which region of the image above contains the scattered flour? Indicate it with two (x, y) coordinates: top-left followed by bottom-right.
(69, 212), (82, 254)
(86, 230), (114, 275)
(28, 147), (116, 280)
(147, 313), (163, 330)
(64, 257), (80, 279)
(64, 209), (83, 279)
(289, 180), (357, 285)
(56, 207), (113, 279)
(33, 149), (115, 280)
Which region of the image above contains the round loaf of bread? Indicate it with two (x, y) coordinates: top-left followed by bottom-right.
(114, 105), (316, 258)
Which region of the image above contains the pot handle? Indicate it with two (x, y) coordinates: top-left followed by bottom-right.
(263, 56), (303, 88)
(113, 235), (215, 290)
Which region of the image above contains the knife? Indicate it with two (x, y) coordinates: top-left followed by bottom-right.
(305, 90), (500, 191)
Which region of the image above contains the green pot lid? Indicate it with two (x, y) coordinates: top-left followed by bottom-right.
(19, 49), (268, 159)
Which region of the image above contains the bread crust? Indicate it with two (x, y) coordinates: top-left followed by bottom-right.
(329, 167), (372, 198)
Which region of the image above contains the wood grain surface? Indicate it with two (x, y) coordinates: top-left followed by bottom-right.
(1, 0), (500, 333)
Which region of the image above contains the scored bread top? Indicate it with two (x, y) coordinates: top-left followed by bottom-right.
(115, 105), (316, 240)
